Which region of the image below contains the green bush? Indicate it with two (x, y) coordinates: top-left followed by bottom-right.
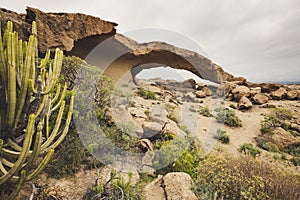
(137, 88), (156, 100)
(199, 106), (212, 117)
(194, 153), (300, 200)
(261, 142), (279, 152)
(260, 115), (288, 134)
(215, 108), (242, 127)
(239, 143), (261, 158)
(214, 129), (230, 144)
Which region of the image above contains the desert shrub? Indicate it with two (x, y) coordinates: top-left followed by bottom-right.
(165, 103), (178, 123)
(136, 88), (156, 100)
(239, 143), (261, 158)
(215, 108), (242, 127)
(194, 153), (300, 200)
(214, 129), (230, 144)
(173, 141), (202, 178)
(83, 170), (142, 200)
(271, 107), (293, 120)
(260, 115), (283, 134)
(144, 109), (150, 117)
(199, 106), (212, 117)
(260, 142), (279, 152)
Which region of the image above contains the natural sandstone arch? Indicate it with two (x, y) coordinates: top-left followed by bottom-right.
(85, 34), (234, 84)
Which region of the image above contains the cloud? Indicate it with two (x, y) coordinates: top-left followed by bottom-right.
(1, 0), (299, 82)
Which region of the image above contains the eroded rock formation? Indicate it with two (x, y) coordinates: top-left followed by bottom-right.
(1, 7), (236, 84)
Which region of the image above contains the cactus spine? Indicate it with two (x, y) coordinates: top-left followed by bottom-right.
(0, 20), (73, 198)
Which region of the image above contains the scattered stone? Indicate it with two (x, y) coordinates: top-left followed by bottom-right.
(162, 120), (187, 138)
(149, 105), (169, 124)
(183, 92), (197, 102)
(195, 82), (207, 90)
(232, 85), (250, 101)
(182, 79), (197, 89)
(142, 122), (163, 138)
(238, 96), (252, 110)
(142, 151), (155, 166)
(143, 175), (165, 200)
(259, 103), (277, 108)
(271, 87), (287, 100)
(287, 90), (299, 100)
(163, 172), (198, 200)
(249, 87), (261, 97)
(142, 166), (156, 177)
(139, 139), (154, 152)
(253, 93), (269, 105)
(259, 83), (283, 93)
(128, 107), (148, 118)
(195, 90), (206, 98)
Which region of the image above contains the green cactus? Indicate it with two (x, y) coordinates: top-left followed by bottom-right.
(0, 21), (73, 198)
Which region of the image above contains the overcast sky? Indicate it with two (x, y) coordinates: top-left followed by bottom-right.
(1, 0), (300, 82)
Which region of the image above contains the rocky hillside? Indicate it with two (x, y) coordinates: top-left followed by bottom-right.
(16, 74), (300, 199)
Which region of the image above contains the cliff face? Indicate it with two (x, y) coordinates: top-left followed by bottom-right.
(0, 7), (235, 83)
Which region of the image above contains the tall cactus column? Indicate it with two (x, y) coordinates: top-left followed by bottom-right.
(0, 20), (74, 199)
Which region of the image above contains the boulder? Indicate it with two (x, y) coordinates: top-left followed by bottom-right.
(196, 82), (207, 90)
(259, 83), (283, 93)
(271, 87), (287, 100)
(163, 172), (198, 200)
(143, 176), (165, 200)
(149, 105), (169, 124)
(232, 85), (250, 101)
(249, 87), (261, 97)
(142, 122), (163, 138)
(216, 82), (237, 97)
(287, 90), (299, 100)
(162, 120), (187, 138)
(182, 79), (197, 89)
(253, 93), (269, 105)
(195, 90), (206, 98)
(238, 96), (252, 110)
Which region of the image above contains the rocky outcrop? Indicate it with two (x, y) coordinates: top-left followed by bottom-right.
(1, 7), (236, 84)
(143, 172), (198, 200)
(0, 7), (117, 54)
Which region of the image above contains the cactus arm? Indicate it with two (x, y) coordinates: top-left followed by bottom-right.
(7, 170), (26, 200)
(41, 101), (65, 150)
(45, 96), (73, 152)
(51, 83), (61, 104)
(13, 35), (34, 128)
(51, 83), (67, 112)
(42, 49), (63, 94)
(26, 149), (54, 181)
(7, 32), (17, 128)
(17, 40), (23, 83)
(35, 94), (47, 117)
(38, 49), (50, 69)
(7, 138), (22, 151)
(26, 122), (43, 168)
(0, 114), (35, 184)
